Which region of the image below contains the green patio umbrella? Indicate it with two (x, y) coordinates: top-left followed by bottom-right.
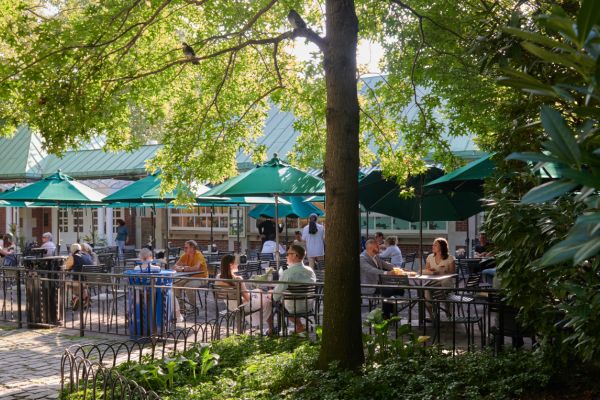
(196, 196), (291, 246)
(248, 197), (324, 219)
(202, 155), (325, 263)
(104, 172), (210, 251)
(249, 197), (324, 245)
(425, 153), (494, 191)
(359, 168), (484, 272)
(1, 170), (106, 248)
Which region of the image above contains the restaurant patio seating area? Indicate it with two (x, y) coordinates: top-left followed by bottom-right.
(0, 253), (530, 354)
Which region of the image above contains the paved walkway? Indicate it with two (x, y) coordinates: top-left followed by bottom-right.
(0, 323), (119, 399)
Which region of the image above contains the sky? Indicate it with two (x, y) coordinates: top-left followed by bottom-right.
(291, 39), (385, 75)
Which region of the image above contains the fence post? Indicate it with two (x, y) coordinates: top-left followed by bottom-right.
(16, 269), (22, 328)
(235, 280), (243, 334)
(150, 276), (156, 335)
(79, 273), (84, 337)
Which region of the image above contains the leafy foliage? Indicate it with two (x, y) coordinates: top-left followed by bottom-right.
(99, 334), (557, 400)
(484, 0), (600, 365)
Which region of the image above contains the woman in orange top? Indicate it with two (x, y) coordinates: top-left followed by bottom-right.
(174, 240), (208, 319)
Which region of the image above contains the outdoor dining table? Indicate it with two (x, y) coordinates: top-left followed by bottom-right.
(408, 273), (458, 326)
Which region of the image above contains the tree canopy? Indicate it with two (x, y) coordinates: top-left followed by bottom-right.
(0, 0), (588, 369)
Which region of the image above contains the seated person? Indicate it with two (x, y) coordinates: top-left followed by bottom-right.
(379, 236), (403, 266)
(261, 234), (286, 256)
(424, 238), (456, 317)
(134, 248), (161, 271)
(68, 243), (94, 310)
(40, 232), (57, 257)
(292, 231), (306, 250)
(0, 233), (17, 266)
(375, 231), (385, 250)
(214, 255), (273, 333)
(360, 239), (399, 318)
(359, 239), (395, 294)
(271, 244), (316, 334)
(474, 232), (493, 258)
(173, 240), (208, 313)
(81, 243), (99, 265)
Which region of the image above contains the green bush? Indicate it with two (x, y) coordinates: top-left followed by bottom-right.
(99, 335), (558, 400)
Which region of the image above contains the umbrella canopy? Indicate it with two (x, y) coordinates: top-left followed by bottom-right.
(196, 196), (291, 206)
(202, 155), (325, 197)
(0, 171), (105, 203)
(103, 172), (210, 203)
(425, 153), (494, 191)
(359, 168), (483, 222)
(203, 155), (325, 261)
(248, 197), (324, 219)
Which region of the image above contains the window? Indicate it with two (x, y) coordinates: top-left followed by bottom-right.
(92, 209), (98, 228)
(360, 211), (447, 233)
(112, 209), (124, 233)
(171, 207), (229, 231)
(73, 209), (83, 233)
(59, 209), (69, 233)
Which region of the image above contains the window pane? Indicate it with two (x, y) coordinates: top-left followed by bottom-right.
(219, 216), (229, 228)
(171, 216), (182, 227)
(374, 216), (392, 230)
(392, 218), (410, 230)
(184, 216), (194, 227)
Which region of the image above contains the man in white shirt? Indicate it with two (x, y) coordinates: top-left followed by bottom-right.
(40, 232), (57, 257)
(272, 244), (316, 333)
(302, 213), (325, 268)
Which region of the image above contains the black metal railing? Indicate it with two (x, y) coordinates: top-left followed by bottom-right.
(0, 266), (530, 353)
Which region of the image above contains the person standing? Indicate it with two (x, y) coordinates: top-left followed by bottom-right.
(302, 213), (325, 268)
(115, 219), (128, 257)
(257, 215), (282, 244)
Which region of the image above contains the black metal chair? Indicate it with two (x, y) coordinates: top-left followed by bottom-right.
(279, 284), (318, 334)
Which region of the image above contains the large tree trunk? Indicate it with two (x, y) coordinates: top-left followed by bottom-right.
(318, 0), (363, 370)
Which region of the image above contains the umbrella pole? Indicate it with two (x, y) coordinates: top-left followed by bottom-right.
(285, 217), (288, 245)
(210, 205), (214, 246)
(366, 210), (369, 237)
(419, 175), (424, 275)
(236, 207), (240, 253)
(166, 200), (170, 261)
(76, 208), (80, 243)
(152, 204), (156, 252)
(275, 195), (280, 267)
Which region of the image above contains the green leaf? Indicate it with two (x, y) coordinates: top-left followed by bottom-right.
(574, 236), (600, 264)
(559, 168), (600, 189)
(506, 152), (563, 164)
(521, 42), (585, 73)
(540, 240), (584, 265)
(540, 106), (581, 166)
(577, 0), (600, 44)
(521, 180), (578, 204)
(502, 26), (574, 51)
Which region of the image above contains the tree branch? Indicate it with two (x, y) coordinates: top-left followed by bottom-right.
(105, 32), (294, 83)
(389, 0), (466, 41)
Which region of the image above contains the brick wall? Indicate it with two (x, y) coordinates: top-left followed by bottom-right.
(0, 208), (5, 234)
(31, 208), (43, 242)
(455, 220), (468, 232)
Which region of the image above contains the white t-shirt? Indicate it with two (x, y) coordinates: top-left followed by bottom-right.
(261, 240), (285, 255)
(302, 223), (325, 258)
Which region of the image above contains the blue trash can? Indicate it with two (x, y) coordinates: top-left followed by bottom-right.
(124, 270), (175, 339)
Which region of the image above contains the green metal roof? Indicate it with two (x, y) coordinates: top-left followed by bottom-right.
(0, 125), (46, 180)
(40, 145), (161, 180)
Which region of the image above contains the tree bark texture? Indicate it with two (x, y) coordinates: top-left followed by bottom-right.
(318, 0), (364, 370)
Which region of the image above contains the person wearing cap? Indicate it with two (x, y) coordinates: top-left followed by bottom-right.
(40, 232), (57, 257)
(302, 213), (325, 268)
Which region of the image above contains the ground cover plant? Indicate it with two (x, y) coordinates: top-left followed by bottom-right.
(63, 331), (573, 400)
